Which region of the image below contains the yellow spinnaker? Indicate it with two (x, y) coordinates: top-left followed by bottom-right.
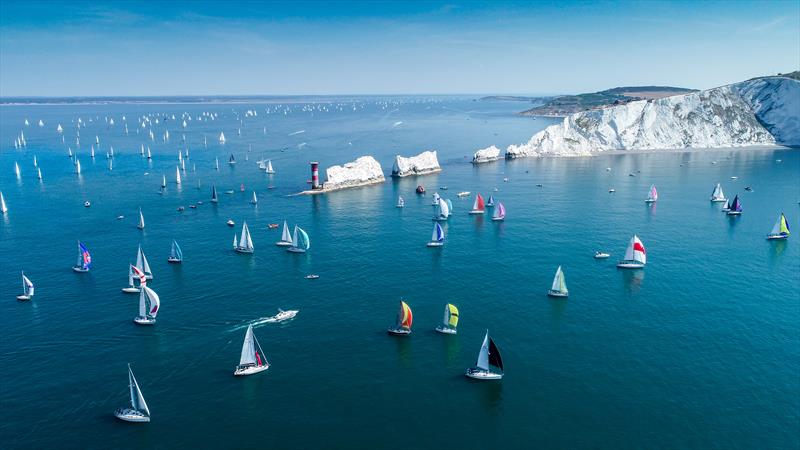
(447, 303), (459, 327)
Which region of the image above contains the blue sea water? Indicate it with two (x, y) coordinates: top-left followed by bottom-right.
(0, 97), (798, 449)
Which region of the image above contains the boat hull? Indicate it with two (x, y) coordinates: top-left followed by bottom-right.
(726, 211), (742, 216)
(286, 247), (306, 253)
(594, 253), (610, 259)
(121, 287), (140, 293)
(234, 247), (254, 254)
(767, 234), (789, 240)
(134, 316), (156, 325)
(468, 210), (485, 215)
(167, 257), (182, 263)
(547, 290), (568, 298)
(16, 295), (31, 301)
(114, 408), (150, 423)
(616, 261), (645, 269)
(465, 368), (503, 380)
(435, 325), (456, 335)
(275, 241), (293, 247)
(387, 328), (411, 336)
(234, 364), (269, 376)
(72, 266), (89, 273)
(426, 242), (444, 247)
(491, 217), (504, 222)
(711, 198), (727, 202)
(645, 199), (656, 203)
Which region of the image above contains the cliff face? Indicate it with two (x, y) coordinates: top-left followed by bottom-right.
(323, 156), (385, 191)
(472, 145), (502, 164)
(506, 77), (799, 158)
(392, 150), (441, 177)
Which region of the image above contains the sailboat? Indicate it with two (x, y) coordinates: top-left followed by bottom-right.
(276, 221), (293, 246)
(469, 193), (485, 214)
(433, 197), (450, 221)
(767, 212), (790, 240)
(395, 195), (405, 208)
(234, 222), (255, 253)
(146, 147), (152, 159)
(122, 264), (145, 293)
(616, 235), (647, 269)
(210, 185), (219, 203)
(487, 195), (495, 207)
(37, 167), (42, 180)
(431, 191), (440, 206)
(645, 185), (658, 203)
(161, 174), (167, 189)
(387, 300), (413, 335)
(14, 161), (21, 178)
(287, 226), (310, 253)
(137, 208), (145, 230)
(710, 183), (726, 202)
(1, 192), (7, 213)
(228, 154), (236, 165)
(219, 132), (226, 144)
(17, 271), (35, 301)
(168, 240), (183, 263)
(547, 266), (569, 298)
(72, 241), (92, 272)
(265, 160), (275, 174)
(434, 303), (459, 334)
(75, 159), (81, 175)
(175, 166), (181, 185)
(114, 364), (151, 423)
(214, 158), (220, 170)
(466, 330), (504, 380)
(722, 199), (731, 212)
(234, 324), (270, 376)
(33, 155), (37, 167)
(133, 285), (160, 325)
(250, 191), (258, 205)
(135, 244), (154, 280)
(427, 222), (445, 247)
(492, 201), (506, 221)
(90, 146), (95, 158)
(726, 195), (742, 216)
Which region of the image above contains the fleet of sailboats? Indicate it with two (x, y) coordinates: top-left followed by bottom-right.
(767, 212), (790, 240)
(434, 303), (459, 334)
(466, 330), (504, 380)
(547, 266), (569, 298)
(388, 300), (413, 335)
(616, 235), (647, 269)
(114, 364), (151, 423)
(234, 324), (269, 376)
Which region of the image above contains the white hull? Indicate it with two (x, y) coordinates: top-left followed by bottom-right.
(234, 247), (254, 254)
(468, 210), (485, 215)
(275, 241), (292, 247)
(726, 211), (742, 216)
(121, 287), (140, 293)
(594, 253), (610, 259)
(645, 199), (656, 203)
(286, 247), (306, 253)
(465, 368), (503, 380)
(616, 261), (645, 269)
(435, 325), (456, 335)
(767, 234), (788, 240)
(547, 290), (568, 298)
(16, 295), (31, 301)
(134, 316), (156, 325)
(426, 242), (444, 247)
(167, 257), (182, 263)
(491, 217), (504, 222)
(711, 198), (727, 202)
(432, 217), (449, 222)
(234, 364), (269, 376)
(72, 266), (89, 273)
(114, 408), (150, 423)
(387, 328), (411, 336)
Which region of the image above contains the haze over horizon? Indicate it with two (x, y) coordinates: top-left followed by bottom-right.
(1, 0), (798, 97)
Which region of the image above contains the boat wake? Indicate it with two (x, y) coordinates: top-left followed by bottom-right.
(392, 121), (403, 128)
(230, 310), (299, 331)
(288, 130), (306, 136)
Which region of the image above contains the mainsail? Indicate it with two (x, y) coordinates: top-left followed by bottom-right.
(280, 221), (293, 244)
(770, 213), (790, 237)
(128, 365), (150, 417)
(472, 194), (485, 212)
(623, 235), (647, 264)
(551, 266), (567, 293)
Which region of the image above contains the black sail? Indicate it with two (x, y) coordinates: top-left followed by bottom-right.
(488, 338), (503, 371)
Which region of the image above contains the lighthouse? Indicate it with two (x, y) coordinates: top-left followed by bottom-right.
(310, 162), (320, 189)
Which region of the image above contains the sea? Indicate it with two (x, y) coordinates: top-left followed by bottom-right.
(0, 96), (798, 449)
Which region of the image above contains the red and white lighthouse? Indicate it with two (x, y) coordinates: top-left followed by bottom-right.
(310, 162), (320, 189)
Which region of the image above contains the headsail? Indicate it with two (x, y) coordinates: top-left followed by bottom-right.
(623, 235), (646, 264)
(396, 301), (413, 330)
(128, 365), (150, 417)
(444, 303), (459, 328)
(281, 221), (293, 244)
(472, 194), (485, 212)
(551, 266), (567, 293)
(770, 213), (791, 237)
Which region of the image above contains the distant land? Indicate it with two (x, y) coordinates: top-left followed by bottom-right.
(478, 95), (553, 103)
(518, 86), (697, 117)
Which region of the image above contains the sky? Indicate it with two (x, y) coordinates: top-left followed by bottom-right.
(0, 0), (798, 96)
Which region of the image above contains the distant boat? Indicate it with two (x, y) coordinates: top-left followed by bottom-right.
(469, 193), (485, 214)
(219, 132), (226, 144)
(214, 158), (220, 170)
(37, 167), (42, 180)
(287, 226), (310, 253)
(75, 159), (81, 175)
(547, 266), (569, 298)
(396, 195), (404, 208)
(265, 160), (275, 174)
(710, 183), (726, 202)
(33, 155), (37, 167)
(133, 285), (160, 325)
(239, 183), (245, 192)
(427, 222), (445, 247)
(14, 161), (21, 178)
(492, 201), (506, 221)
(175, 166), (181, 185)
(486, 195), (495, 207)
(114, 364), (151, 423)
(616, 235), (646, 269)
(229, 154), (236, 165)
(17, 271), (35, 301)
(90, 146), (95, 158)
(135, 244), (153, 280)
(465, 330), (504, 380)
(767, 212), (790, 240)
(457, 191), (470, 197)
(387, 300), (413, 335)
(250, 191), (258, 205)
(431, 192), (440, 206)
(433, 198), (450, 221)
(594, 251), (610, 259)
(136, 208), (145, 230)
(722, 199), (731, 212)
(147, 147), (152, 159)
(72, 241), (92, 272)
(0, 192), (7, 213)
(726, 195), (742, 216)
(122, 264), (144, 293)
(434, 303), (458, 334)
(210, 185), (219, 203)
(168, 240), (183, 263)
(234, 324), (269, 376)
(234, 222), (255, 253)
(161, 174), (167, 189)
(276, 221), (293, 246)
(645, 185), (658, 203)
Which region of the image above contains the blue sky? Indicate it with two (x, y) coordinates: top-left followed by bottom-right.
(0, 1), (798, 96)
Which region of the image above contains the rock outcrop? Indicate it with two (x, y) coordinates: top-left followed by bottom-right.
(472, 145), (502, 164)
(321, 156), (385, 191)
(391, 150), (441, 177)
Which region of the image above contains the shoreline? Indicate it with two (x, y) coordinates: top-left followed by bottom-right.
(503, 144), (792, 160)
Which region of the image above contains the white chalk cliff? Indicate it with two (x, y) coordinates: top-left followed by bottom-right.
(323, 156), (385, 191)
(506, 76), (799, 158)
(472, 145), (502, 164)
(392, 150), (441, 177)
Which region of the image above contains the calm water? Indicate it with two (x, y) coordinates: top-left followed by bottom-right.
(0, 98), (798, 449)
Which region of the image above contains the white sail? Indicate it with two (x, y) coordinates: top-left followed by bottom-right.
(22, 272), (34, 296)
(128, 365), (150, 416)
(442, 304), (450, 327)
(136, 245), (152, 277)
(623, 235), (647, 264)
(551, 266), (567, 293)
(281, 221), (292, 244)
(476, 331), (490, 371)
(37, 168), (42, 180)
(138, 287), (147, 316)
(437, 198), (450, 217)
(251, 191), (258, 204)
(266, 160), (274, 173)
(175, 166), (181, 184)
(240, 222), (254, 250)
(75, 159), (81, 174)
(138, 209), (145, 229)
(239, 325), (257, 366)
(143, 286), (160, 318)
(219, 132), (226, 144)
(431, 223), (439, 242)
(14, 162), (20, 178)
(1, 192), (7, 213)
(233, 235), (238, 249)
(33, 155), (37, 167)
(214, 158), (219, 170)
(161, 174), (167, 188)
